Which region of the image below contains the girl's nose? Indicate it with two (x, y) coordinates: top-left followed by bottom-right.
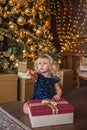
(41, 63), (44, 66)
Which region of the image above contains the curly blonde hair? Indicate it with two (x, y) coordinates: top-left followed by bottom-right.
(34, 54), (60, 77)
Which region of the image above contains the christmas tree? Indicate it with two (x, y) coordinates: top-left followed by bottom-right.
(0, 0), (61, 73)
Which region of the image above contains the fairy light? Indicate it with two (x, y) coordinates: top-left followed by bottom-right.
(50, 0), (87, 54)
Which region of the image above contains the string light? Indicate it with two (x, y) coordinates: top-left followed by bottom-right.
(50, 0), (87, 53)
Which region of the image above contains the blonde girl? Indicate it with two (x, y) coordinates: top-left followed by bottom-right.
(23, 54), (62, 114)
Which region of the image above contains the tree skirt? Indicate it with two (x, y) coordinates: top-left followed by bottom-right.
(0, 107), (31, 130)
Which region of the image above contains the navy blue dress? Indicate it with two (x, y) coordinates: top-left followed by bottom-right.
(32, 73), (60, 100)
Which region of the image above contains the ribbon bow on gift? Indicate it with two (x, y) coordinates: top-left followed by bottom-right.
(42, 100), (58, 114)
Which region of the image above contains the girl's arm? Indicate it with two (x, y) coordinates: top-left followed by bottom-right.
(53, 83), (63, 100)
(27, 69), (38, 81)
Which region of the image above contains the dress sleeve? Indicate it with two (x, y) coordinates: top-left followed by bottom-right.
(53, 77), (60, 83)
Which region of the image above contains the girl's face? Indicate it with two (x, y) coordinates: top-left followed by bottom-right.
(37, 58), (50, 73)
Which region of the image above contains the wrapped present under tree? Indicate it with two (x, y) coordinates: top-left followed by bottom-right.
(28, 98), (74, 128)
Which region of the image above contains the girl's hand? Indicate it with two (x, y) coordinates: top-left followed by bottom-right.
(52, 94), (61, 101)
(27, 69), (35, 76)
(26, 69), (37, 81)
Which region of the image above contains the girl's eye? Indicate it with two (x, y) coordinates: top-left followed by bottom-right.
(38, 62), (41, 65)
(44, 62), (47, 64)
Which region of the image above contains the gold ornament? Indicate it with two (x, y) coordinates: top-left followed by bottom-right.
(38, 44), (44, 50)
(30, 53), (36, 59)
(8, 0), (16, 6)
(23, 53), (29, 58)
(22, 49), (27, 54)
(22, 49), (28, 57)
(44, 46), (49, 51)
(10, 54), (16, 61)
(3, 12), (8, 18)
(44, 20), (50, 28)
(38, 6), (45, 12)
(33, 27), (37, 32)
(13, 62), (18, 68)
(24, 30), (31, 37)
(17, 16), (26, 26)
(58, 59), (62, 64)
(6, 11), (10, 16)
(36, 28), (43, 37)
(48, 35), (54, 41)
(30, 45), (36, 52)
(9, 23), (18, 31)
(28, 18), (35, 25)
(27, 37), (33, 44)
(4, 6), (8, 11)
(19, 31), (25, 39)
(15, 0), (27, 6)
(3, 63), (9, 70)
(24, 8), (31, 16)
(0, 0), (6, 4)
(39, 14), (44, 19)
(11, 6), (20, 14)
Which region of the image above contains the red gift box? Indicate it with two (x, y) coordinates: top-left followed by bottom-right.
(28, 98), (74, 128)
(27, 98), (74, 116)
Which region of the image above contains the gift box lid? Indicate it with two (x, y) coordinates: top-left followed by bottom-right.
(27, 98), (74, 116)
(0, 74), (18, 81)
